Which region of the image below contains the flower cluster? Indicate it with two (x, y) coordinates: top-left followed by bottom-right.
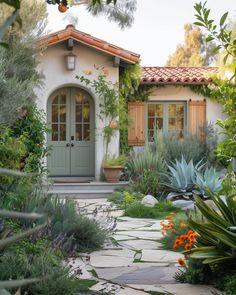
(160, 213), (197, 251)
(173, 230), (197, 250)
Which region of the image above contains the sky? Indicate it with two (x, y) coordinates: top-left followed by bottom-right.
(46, 0), (236, 66)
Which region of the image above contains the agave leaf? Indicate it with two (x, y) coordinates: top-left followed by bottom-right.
(0, 278), (40, 289)
(0, 289), (11, 295)
(0, 223), (46, 250)
(0, 168), (33, 178)
(0, 210), (45, 220)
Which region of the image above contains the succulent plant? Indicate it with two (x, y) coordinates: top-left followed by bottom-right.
(163, 156), (204, 194)
(194, 167), (223, 197)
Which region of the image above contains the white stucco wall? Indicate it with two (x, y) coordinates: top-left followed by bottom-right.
(148, 85), (226, 127)
(35, 41), (119, 180)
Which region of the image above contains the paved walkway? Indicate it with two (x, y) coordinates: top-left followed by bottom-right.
(72, 198), (222, 295)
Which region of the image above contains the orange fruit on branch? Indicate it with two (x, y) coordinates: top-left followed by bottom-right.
(58, 3), (68, 12)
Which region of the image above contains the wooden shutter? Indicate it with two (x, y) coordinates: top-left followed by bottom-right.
(188, 100), (206, 140)
(128, 101), (145, 146)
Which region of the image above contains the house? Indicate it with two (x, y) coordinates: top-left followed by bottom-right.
(36, 25), (224, 180)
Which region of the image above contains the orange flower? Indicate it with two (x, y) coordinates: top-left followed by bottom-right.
(180, 223), (187, 228)
(173, 243), (179, 249)
(161, 231), (165, 235)
(172, 229), (176, 233)
(188, 230), (194, 235)
(178, 258), (185, 266)
(184, 243), (192, 250)
(188, 233), (196, 242)
(174, 239), (181, 246)
(170, 212), (176, 215)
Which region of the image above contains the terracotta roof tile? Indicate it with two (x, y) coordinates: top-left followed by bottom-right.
(141, 67), (217, 85)
(38, 24), (140, 64)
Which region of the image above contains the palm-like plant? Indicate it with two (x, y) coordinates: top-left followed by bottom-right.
(186, 193), (236, 265)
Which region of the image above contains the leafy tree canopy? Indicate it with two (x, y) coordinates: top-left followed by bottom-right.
(166, 23), (216, 66)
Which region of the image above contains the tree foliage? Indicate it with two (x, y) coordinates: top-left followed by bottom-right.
(193, 2), (236, 164)
(166, 23), (216, 66)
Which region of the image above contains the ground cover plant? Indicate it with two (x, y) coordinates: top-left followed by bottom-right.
(125, 201), (182, 219)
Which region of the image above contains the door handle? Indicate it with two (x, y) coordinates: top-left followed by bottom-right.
(71, 143), (74, 147)
(66, 143), (70, 147)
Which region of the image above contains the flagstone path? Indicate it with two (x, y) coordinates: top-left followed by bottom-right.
(73, 198), (222, 295)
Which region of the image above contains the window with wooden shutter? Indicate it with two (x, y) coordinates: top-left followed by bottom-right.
(128, 102), (145, 146)
(188, 100), (206, 140)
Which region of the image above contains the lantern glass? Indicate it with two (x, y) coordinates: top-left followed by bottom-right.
(66, 53), (76, 70)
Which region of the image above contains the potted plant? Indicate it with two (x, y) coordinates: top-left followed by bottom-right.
(102, 154), (127, 183)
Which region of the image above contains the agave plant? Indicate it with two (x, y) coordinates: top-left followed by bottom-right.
(164, 156), (204, 197)
(186, 193), (236, 265)
(194, 167), (223, 197)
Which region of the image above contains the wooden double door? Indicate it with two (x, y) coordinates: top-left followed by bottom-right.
(47, 87), (95, 176)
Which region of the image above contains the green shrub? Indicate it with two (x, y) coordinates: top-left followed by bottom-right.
(224, 275), (236, 295)
(102, 154), (127, 167)
(154, 132), (209, 165)
(125, 201), (181, 219)
(22, 195), (108, 254)
(12, 105), (49, 174)
(175, 258), (212, 284)
(0, 248), (82, 295)
(109, 190), (143, 207)
(130, 169), (161, 197)
(126, 145), (165, 176)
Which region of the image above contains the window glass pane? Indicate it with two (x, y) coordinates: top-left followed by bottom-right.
(83, 104), (90, 122)
(168, 118), (176, 130)
(148, 130), (154, 141)
(148, 105), (155, 117)
(176, 105), (184, 117)
(52, 124), (58, 141)
(76, 124), (82, 141)
(76, 105), (82, 122)
(156, 104), (163, 117)
(177, 118), (184, 130)
(52, 105), (58, 122)
(75, 93), (84, 103)
(60, 124), (66, 141)
(84, 124), (90, 141)
(148, 118), (155, 129)
(52, 96), (58, 104)
(156, 118), (163, 129)
(60, 105), (66, 122)
(168, 104), (176, 117)
(60, 94), (66, 105)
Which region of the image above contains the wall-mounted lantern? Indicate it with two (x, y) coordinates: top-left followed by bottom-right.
(65, 52), (76, 71)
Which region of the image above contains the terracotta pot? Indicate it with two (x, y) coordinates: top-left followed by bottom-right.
(109, 120), (118, 129)
(103, 166), (123, 183)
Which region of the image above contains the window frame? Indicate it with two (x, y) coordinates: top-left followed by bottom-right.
(146, 101), (187, 141)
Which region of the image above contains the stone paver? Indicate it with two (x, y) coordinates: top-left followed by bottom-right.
(119, 239), (161, 250)
(69, 199), (222, 295)
(141, 249), (184, 263)
(128, 284), (222, 295)
(117, 230), (162, 240)
(113, 266), (177, 285)
(113, 234), (137, 241)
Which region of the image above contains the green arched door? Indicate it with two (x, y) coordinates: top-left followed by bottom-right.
(47, 87), (95, 176)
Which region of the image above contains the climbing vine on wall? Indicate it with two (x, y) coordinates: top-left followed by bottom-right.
(119, 64), (153, 154)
